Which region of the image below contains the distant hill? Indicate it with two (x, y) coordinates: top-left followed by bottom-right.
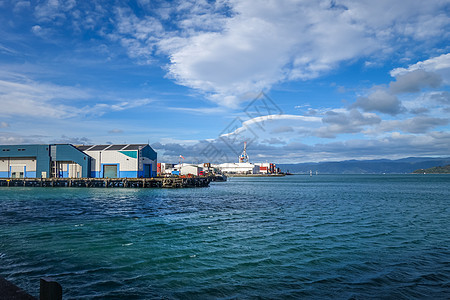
(279, 157), (450, 174)
(412, 165), (450, 174)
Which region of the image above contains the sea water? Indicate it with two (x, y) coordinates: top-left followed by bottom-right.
(0, 175), (449, 299)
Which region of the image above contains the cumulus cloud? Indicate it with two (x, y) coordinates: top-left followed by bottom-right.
(352, 87), (405, 115)
(107, 1), (450, 107)
(389, 69), (442, 94)
(50, 135), (91, 145)
(429, 91), (450, 104)
(372, 116), (449, 134)
(390, 53), (450, 78)
(0, 132), (48, 145)
(151, 130), (450, 163)
(315, 109), (381, 138)
(14, 1), (450, 107)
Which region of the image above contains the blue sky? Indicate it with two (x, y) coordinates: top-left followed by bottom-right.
(0, 0), (449, 163)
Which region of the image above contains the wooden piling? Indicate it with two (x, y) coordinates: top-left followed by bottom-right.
(39, 278), (62, 300)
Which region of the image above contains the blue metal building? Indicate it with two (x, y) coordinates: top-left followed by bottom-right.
(0, 144), (90, 178)
(0, 143), (157, 178)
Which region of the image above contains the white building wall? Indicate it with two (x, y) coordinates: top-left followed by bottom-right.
(55, 161), (83, 178)
(173, 164), (202, 175)
(218, 163), (259, 174)
(84, 150), (143, 177)
(0, 157), (37, 177)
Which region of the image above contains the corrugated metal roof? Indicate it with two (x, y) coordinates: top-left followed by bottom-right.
(75, 145), (92, 151)
(122, 144), (147, 150)
(88, 145), (110, 151)
(76, 144), (150, 151)
(105, 144), (128, 150)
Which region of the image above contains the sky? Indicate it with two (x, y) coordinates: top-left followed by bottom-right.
(0, 0), (449, 163)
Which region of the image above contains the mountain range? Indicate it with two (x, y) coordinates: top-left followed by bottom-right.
(278, 157), (450, 174)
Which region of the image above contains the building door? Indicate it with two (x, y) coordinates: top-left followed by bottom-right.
(11, 165), (24, 178)
(144, 164), (151, 178)
(103, 165), (118, 178)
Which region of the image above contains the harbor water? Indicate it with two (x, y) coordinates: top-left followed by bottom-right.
(0, 175), (449, 299)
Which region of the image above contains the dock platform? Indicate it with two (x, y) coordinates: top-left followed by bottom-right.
(0, 177), (211, 188)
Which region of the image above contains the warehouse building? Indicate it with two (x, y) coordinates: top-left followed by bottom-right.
(76, 144), (157, 178)
(0, 143), (157, 178)
(0, 144), (90, 178)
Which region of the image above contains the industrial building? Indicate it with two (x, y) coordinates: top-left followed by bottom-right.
(0, 144), (90, 178)
(158, 163), (204, 176)
(0, 144), (157, 178)
(217, 162), (260, 174)
(76, 144), (157, 178)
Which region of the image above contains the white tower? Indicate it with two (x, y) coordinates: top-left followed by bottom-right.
(239, 142), (249, 163)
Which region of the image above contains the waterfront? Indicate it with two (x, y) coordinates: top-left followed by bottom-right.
(0, 175), (449, 299)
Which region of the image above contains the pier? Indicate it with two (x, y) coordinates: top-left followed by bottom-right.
(0, 177), (212, 188)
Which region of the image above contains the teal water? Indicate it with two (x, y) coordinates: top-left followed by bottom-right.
(0, 175), (449, 299)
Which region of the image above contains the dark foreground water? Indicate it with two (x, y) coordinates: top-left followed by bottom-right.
(0, 175), (449, 299)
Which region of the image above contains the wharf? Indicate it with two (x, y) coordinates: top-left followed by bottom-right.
(0, 177), (211, 188)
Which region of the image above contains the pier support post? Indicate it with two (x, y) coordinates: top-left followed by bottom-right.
(40, 278), (62, 300)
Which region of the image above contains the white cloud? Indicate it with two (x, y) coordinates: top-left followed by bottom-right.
(220, 114), (321, 137)
(389, 69), (442, 94)
(167, 106), (227, 114)
(0, 122), (10, 128)
(390, 53), (450, 88)
(34, 0), (76, 22)
(0, 132), (48, 145)
(30, 25), (53, 38)
(16, 1), (450, 108)
(390, 53), (450, 77)
(110, 0), (449, 107)
(50, 135), (91, 144)
(160, 0), (378, 106)
(0, 77), (91, 118)
(352, 87), (405, 115)
(370, 116), (449, 135)
(315, 109), (381, 138)
(0, 75), (152, 119)
(85, 98), (153, 116)
(13, 1), (30, 12)
(151, 130), (450, 163)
